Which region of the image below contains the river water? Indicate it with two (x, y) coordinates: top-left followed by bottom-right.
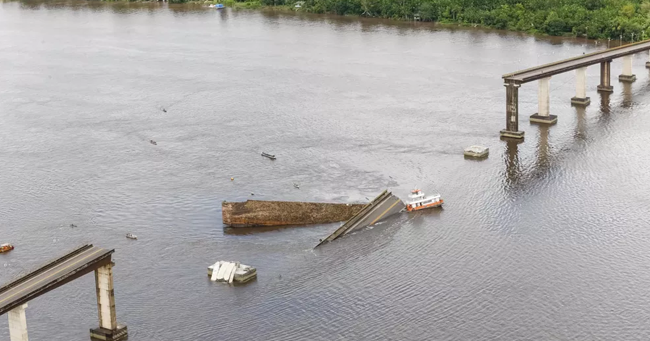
(2, 1), (650, 340)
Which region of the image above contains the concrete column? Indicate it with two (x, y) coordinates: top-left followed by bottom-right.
(571, 67), (590, 106)
(95, 263), (117, 330)
(91, 263), (128, 341)
(597, 60), (614, 93)
(538, 77), (550, 116)
(530, 77), (557, 124)
(8, 304), (29, 341)
(646, 50), (650, 68)
(619, 54), (636, 82)
(500, 82), (524, 139)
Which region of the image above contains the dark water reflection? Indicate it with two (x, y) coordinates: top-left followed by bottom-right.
(2, 1), (650, 340)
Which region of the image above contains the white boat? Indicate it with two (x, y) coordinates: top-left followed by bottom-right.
(405, 189), (443, 212)
(208, 261), (257, 284)
(126, 233), (137, 240)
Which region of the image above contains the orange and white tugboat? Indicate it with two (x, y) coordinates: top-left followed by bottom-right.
(0, 243), (15, 253)
(405, 189), (443, 212)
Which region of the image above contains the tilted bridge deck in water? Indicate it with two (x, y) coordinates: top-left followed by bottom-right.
(499, 39), (650, 140)
(315, 190), (405, 247)
(0, 244), (114, 316)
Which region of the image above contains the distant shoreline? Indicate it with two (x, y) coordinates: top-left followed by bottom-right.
(97, 0), (649, 42)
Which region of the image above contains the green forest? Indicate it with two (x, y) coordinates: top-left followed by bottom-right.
(194, 0), (650, 40)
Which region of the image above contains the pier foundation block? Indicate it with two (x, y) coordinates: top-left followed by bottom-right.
(529, 114), (558, 125)
(499, 130), (525, 139)
(618, 74), (637, 82)
(90, 326), (128, 341)
(571, 97), (591, 106)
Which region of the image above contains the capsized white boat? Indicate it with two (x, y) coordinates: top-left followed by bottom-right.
(208, 261), (257, 284)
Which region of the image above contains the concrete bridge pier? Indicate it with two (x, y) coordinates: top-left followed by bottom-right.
(8, 304), (29, 341)
(619, 55), (636, 82)
(571, 67), (590, 106)
(90, 263), (127, 341)
(597, 60), (614, 92)
(530, 77), (557, 124)
(499, 82), (524, 139)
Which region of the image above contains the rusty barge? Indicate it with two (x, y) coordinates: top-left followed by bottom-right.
(222, 200), (366, 227)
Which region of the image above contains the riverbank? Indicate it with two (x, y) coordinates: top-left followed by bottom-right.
(98, 0), (650, 42)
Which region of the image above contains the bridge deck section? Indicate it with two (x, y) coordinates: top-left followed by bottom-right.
(0, 244), (113, 315)
(503, 40), (650, 84)
(316, 190), (405, 247)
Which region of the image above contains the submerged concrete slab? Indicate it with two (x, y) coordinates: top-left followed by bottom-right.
(315, 190), (405, 247)
(222, 200), (366, 227)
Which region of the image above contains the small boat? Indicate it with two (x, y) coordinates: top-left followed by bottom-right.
(464, 145), (489, 158)
(405, 189), (443, 212)
(208, 261), (257, 284)
(0, 243), (14, 253)
(261, 152), (276, 160)
(209, 4), (224, 8)
(126, 233), (138, 240)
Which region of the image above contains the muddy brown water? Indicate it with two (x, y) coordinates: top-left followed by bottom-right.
(2, 1), (650, 340)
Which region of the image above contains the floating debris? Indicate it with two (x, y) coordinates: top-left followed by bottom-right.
(261, 152), (276, 160)
(161, 108), (167, 112)
(0, 243), (14, 253)
(208, 261), (257, 284)
(250, 192), (254, 196)
(126, 233), (138, 240)
(231, 177), (234, 181)
(293, 183), (300, 189)
(464, 145), (489, 158)
(70, 224), (77, 228)
(150, 140), (157, 145)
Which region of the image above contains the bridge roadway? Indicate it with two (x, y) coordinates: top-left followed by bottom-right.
(503, 39), (650, 84)
(316, 190), (405, 247)
(0, 244), (113, 316)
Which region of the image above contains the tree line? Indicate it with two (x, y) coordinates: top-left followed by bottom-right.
(246, 0), (650, 40)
